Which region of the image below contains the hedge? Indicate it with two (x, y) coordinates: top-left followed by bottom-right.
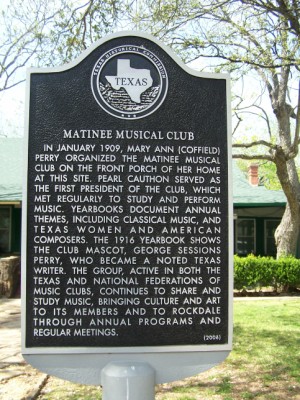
(234, 254), (300, 291)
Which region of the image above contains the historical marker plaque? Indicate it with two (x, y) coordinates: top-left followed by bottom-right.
(22, 32), (232, 384)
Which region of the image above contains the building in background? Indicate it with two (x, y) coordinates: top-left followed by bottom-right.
(0, 138), (22, 255)
(233, 163), (286, 257)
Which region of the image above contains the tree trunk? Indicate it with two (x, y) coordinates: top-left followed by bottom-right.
(275, 202), (300, 258)
(271, 76), (300, 257)
(274, 155), (300, 258)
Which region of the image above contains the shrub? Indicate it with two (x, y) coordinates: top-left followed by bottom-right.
(234, 255), (300, 291)
(275, 256), (300, 290)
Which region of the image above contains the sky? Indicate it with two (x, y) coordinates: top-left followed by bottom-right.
(0, 0), (26, 138)
(0, 84), (25, 137)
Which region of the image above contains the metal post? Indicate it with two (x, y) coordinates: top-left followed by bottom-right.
(101, 361), (155, 400)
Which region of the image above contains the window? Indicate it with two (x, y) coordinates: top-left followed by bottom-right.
(265, 219), (280, 257)
(0, 207), (11, 253)
(236, 219), (256, 255)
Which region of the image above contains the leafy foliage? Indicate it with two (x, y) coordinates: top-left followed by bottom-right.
(234, 254), (300, 291)
(236, 159), (284, 190)
(48, 0), (121, 65)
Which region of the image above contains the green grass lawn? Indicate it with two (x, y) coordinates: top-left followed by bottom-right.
(231, 298), (300, 384)
(37, 298), (300, 400)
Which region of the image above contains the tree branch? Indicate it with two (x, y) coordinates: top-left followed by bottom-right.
(291, 80), (300, 155)
(232, 153), (274, 161)
(233, 140), (277, 150)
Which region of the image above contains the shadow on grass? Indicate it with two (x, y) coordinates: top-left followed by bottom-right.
(232, 322), (300, 381)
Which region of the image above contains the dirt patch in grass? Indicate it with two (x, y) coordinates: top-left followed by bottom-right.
(155, 364), (300, 400)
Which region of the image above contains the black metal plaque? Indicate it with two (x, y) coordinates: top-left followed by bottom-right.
(24, 34), (231, 350)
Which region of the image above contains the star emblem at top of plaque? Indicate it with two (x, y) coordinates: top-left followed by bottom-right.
(91, 45), (168, 119)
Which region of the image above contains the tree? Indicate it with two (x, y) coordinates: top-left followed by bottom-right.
(0, 0), (61, 91)
(133, 0), (300, 257)
(0, 0), (123, 138)
(44, 0), (121, 65)
(0, 0), (121, 92)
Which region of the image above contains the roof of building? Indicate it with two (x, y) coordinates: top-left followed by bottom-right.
(0, 138), (23, 202)
(0, 138), (287, 207)
(232, 161), (286, 207)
